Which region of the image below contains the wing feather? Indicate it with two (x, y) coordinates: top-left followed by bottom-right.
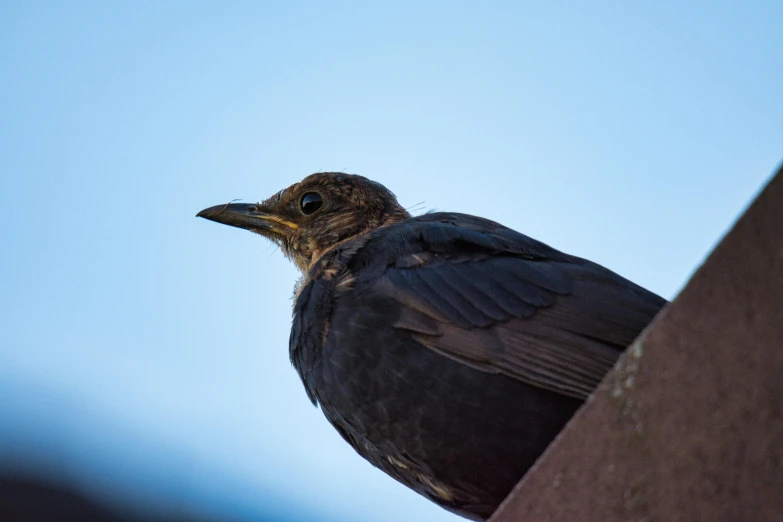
(368, 216), (667, 400)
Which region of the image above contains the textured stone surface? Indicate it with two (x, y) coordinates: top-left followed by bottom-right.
(490, 165), (783, 522)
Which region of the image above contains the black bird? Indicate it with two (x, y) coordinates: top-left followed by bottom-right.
(197, 172), (667, 520)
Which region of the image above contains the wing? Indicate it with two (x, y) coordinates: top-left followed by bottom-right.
(348, 213), (667, 400)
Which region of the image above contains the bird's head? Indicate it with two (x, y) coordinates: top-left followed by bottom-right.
(197, 172), (410, 273)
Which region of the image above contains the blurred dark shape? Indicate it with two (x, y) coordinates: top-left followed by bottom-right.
(0, 475), (132, 522)
(0, 374), (336, 522)
(198, 172), (667, 520)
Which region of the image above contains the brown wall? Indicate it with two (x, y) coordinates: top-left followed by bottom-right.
(491, 165), (783, 522)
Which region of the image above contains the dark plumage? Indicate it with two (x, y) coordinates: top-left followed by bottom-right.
(197, 172), (667, 520)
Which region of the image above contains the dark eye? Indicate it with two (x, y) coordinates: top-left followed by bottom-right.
(300, 192), (323, 215)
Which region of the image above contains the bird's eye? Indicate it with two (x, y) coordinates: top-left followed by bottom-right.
(300, 192), (323, 215)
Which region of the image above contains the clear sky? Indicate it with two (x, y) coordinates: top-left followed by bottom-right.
(1, 2), (781, 521)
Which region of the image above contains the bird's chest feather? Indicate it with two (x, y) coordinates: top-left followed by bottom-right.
(291, 277), (580, 518)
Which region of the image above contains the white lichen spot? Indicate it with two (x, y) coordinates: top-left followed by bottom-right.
(630, 340), (644, 359)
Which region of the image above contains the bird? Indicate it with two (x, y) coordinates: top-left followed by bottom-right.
(197, 172), (667, 520)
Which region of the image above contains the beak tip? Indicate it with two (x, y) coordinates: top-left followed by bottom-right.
(195, 202), (267, 232)
(197, 205), (223, 220)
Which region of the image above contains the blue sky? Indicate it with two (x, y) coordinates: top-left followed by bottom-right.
(1, 2), (781, 520)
